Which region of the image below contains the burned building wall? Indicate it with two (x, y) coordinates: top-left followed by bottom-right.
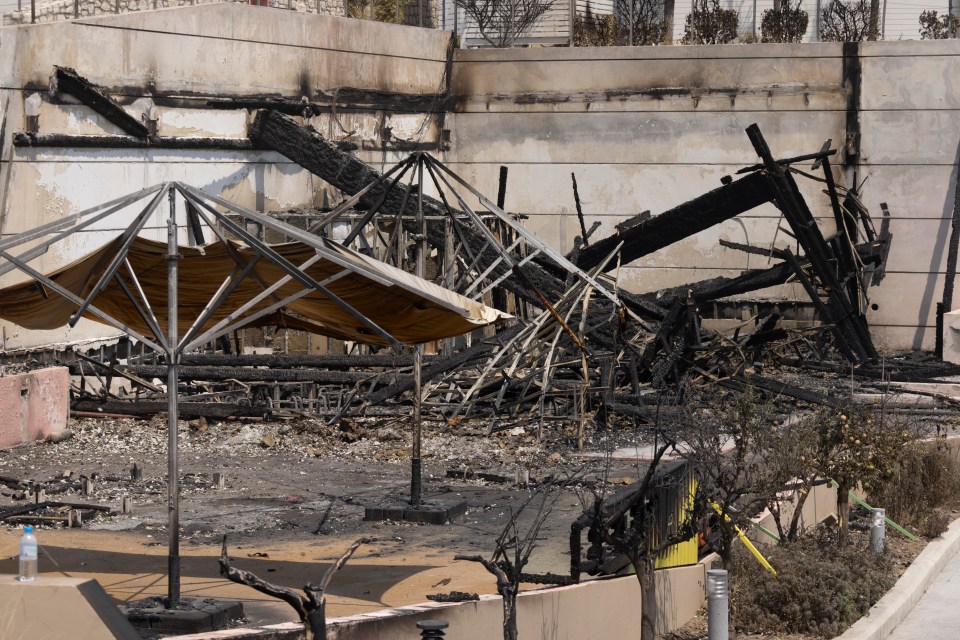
(446, 42), (960, 351)
(0, 7), (956, 353)
(0, 4), (450, 350)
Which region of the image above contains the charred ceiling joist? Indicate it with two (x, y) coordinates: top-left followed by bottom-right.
(50, 66), (150, 139)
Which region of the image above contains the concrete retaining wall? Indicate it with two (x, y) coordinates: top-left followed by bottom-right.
(1, 11), (958, 352)
(0, 366), (69, 448)
(2, 0), (347, 26)
(447, 40), (960, 351)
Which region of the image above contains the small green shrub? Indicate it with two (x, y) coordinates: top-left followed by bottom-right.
(867, 443), (960, 537)
(731, 539), (894, 637)
(919, 508), (950, 539)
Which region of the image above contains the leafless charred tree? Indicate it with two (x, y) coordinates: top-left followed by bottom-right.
(819, 0), (875, 41)
(600, 438), (696, 640)
(682, 0), (739, 44)
(454, 0), (554, 46)
(675, 391), (793, 572)
(455, 480), (575, 640)
(219, 536), (369, 640)
(760, 0), (809, 42)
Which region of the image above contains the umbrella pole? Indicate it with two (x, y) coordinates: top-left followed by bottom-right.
(166, 189), (181, 608)
(411, 344), (422, 506)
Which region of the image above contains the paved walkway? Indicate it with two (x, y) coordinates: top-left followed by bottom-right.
(886, 549), (960, 640)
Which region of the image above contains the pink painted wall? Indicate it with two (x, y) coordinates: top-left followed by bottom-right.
(0, 367), (69, 449)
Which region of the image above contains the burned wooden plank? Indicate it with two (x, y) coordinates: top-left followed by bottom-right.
(722, 374), (844, 408)
(51, 67), (150, 138)
(718, 238), (789, 261)
(207, 88), (446, 115)
(73, 352), (163, 394)
(570, 171), (774, 273)
(14, 133), (258, 150)
(65, 363), (383, 384)
(644, 262), (795, 307)
(175, 353), (430, 369)
(71, 399), (268, 419)
(746, 123), (877, 362)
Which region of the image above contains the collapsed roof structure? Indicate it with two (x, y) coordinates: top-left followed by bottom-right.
(28, 101), (917, 426)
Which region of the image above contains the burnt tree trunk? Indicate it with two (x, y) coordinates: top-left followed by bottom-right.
(502, 586), (519, 640)
(836, 482), (851, 545)
(639, 559), (658, 640)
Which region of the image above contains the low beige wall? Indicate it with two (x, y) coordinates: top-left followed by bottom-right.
(326, 564), (706, 640)
(0, 575), (139, 639)
(0, 366), (69, 449)
(174, 562), (707, 639)
(750, 479), (839, 546)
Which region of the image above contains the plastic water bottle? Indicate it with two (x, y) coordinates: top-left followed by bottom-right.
(18, 525), (37, 582)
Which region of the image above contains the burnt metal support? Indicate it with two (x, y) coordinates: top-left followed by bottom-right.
(0, 185), (164, 281)
(411, 155), (426, 507)
(69, 186), (169, 327)
(0, 247), (163, 352)
(411, 345), (423, 506)
(180, 189), (402, 348)
(166, 190), (181, 609)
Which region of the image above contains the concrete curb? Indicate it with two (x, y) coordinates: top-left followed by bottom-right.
(836, 516), (960, 640)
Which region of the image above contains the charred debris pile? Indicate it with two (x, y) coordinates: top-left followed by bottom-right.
(52, 111), (960, 430)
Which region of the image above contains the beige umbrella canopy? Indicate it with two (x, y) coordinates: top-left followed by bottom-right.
(0, 234), (507, 346)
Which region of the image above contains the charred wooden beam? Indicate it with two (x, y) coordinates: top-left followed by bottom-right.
(13, 133), (259, 150)
(735, 147), (837, 174)
(722, 374), (845, 409)
(51, 67), (150, 139)
(65, 363), (385, 384)
(570, 171), (774, 273)
(207, 88), (447, 115)
(718, 238), (789, 261)
(746, 123), (877, 362)
(644, 262), (795, 308)
(175, 353), (431, 369)
(71, 399), (268, 419)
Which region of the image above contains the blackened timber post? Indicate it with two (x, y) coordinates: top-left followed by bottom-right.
(411, 155), (426, 507)
(746, 124), (877, 361)
(166, 187), (181, 608)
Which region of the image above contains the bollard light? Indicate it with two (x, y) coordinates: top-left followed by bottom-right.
(24, 92), (41, 134)
(417, 619), (449, 638)
(707, 569), (729, 640)
(871, 508), (886, 554)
